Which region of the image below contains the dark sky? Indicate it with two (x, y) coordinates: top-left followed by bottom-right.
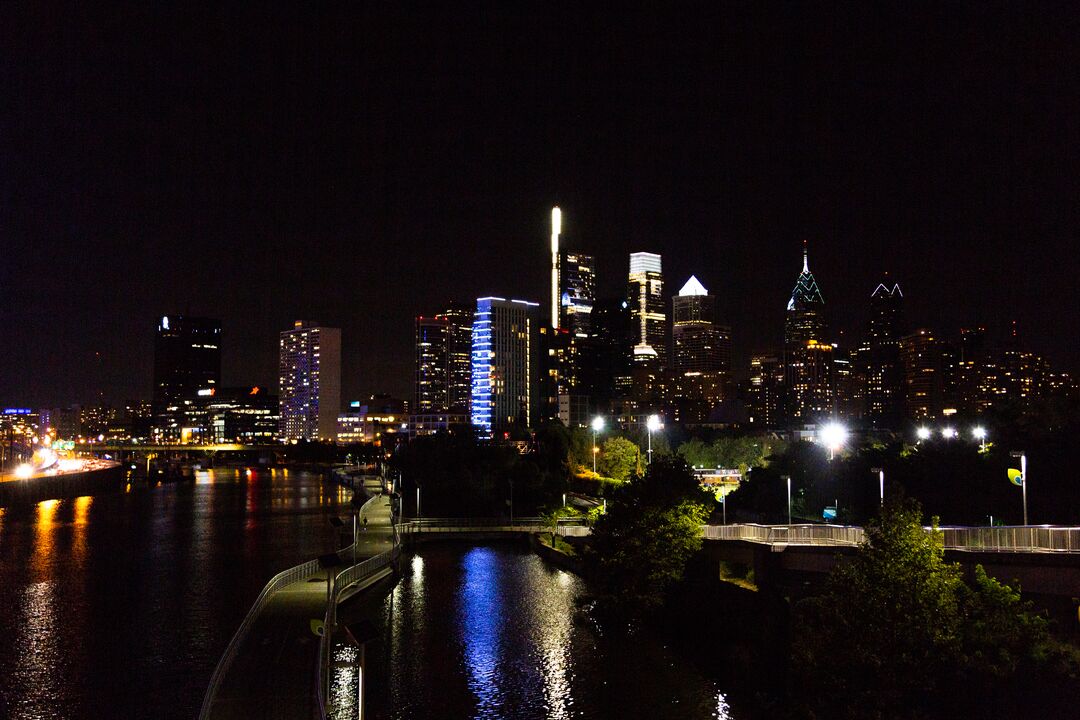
(2, 2), (1079, 407)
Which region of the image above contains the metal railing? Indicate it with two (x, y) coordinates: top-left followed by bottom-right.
(316, 541), (402, 720)
(938, 525), (1080, 553)
(701, 523), (865, 546)
(702, 523), (1080, 553)
(198, 555), (323, 719)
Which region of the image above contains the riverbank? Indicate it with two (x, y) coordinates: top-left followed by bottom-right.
(0, 462), (124, 506)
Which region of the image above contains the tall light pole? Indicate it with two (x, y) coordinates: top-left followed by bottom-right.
(819, 421), (848, 461)
(871, 467), (884, 506)
(1010, 450), (1027, 525)
(646, 414), (662, 465)
(591, 416), (605, 474)
(781, 474), (791, 526)
(973, 426), (987, 452)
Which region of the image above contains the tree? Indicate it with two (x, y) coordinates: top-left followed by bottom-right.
(598, 436), (642, 482)
(791, 496), (1070, 719)
(586, 456), (713, 613)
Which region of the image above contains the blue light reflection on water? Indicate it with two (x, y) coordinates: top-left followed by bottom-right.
(458, 546), (505, 719)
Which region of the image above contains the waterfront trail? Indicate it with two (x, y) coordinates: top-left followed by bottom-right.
(205, 479), (392, 720)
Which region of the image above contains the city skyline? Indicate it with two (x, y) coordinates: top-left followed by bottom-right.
(3, 4), (1080, 407)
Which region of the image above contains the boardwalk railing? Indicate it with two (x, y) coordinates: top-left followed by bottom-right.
(316, 540), (402, 720)
(938, 525), (1080, 553)
(198, 555), (323, 719)
(704, 523), (1080, 553)
(702, 523), (865, 546)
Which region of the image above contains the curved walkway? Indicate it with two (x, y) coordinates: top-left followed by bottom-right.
(205, 486), (393, 720)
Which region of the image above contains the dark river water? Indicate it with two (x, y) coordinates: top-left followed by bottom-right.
(0, 468), (349, 720)
(331, 544), (735, 720)
(0, 470), (735, 720)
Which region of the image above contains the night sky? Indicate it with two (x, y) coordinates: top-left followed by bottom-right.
(2, 2), (1079, 407)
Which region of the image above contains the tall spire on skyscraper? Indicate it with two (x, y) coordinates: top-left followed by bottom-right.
(788, 240), (824, 311)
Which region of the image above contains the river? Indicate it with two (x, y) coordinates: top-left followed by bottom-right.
(331, 543), (736, 720)
(0, 470), (736, 719)
(0, 468), (349, 720)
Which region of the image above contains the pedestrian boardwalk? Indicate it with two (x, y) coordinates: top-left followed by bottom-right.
(203, 486), (392, 720)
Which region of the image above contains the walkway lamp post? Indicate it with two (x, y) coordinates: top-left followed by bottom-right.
(916, 426), (931, 442)
(646, 414), (662, 465)
(871, 467), (884, 506)
(973, 426), (987, 451)
(781, 475), (792, 525)
(591, 416), (605, 474)
(1010, 450), (1028, 525)
(819, 421), (848, 460)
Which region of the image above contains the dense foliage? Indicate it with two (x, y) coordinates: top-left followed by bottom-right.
(585, 456), (714, 613)
(792, 497), (1079, 719)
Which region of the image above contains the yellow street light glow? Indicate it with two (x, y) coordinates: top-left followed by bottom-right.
(15, 463), (33, 479)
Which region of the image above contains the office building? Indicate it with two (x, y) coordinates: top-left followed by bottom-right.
(899, 328), (953, 420)
(278, 321), (341, 441)
(861, 282), (905, 424)
(580, 297), (634, 410)
(470, 297), (540, 434)
(783, 244), (830, 422)
(747, 354), (784, 427)
(153, 315), (221, 406)
(671, 276), (732, 374)
(628, 252), (666, 366)
(559, 251), (597, 336)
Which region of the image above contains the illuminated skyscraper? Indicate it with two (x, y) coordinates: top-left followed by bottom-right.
(783, 243), (830, 422)
(628, 252), (666, 366)
(559, 251), (597, 336)
(278, 321), (341, 441)
(861, 281), (905, 424)
(443, 301), (474, 413)
(747, 354), (784, 427)
(470, 297), (539, 434)
(550, 207), (562, 329)
(415, 315), (450, 414)
(671, 276), (731, 374)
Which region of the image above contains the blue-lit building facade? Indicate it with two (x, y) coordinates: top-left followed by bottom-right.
(470, 297), (540, 434)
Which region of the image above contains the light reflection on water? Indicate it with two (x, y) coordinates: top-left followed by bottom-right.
(459, 547), (505, 718)
(0, 468), (348, 720)
(338, 543), (733, 720)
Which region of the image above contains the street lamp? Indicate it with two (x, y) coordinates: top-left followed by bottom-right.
(591, 416), (605, 474)
(818, 421), (848, 460)
(916, 426), (931, 442)
(973, 426), (987, 451)
(941, 427), (957, 440)
(1010, 450), (1028, 526)
(781, 474), (792, 526)
(646, 414), (662, 465)
(871, 467), (884, 506)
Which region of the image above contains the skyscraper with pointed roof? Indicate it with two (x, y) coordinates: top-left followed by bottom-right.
(784, 242), (832, 422)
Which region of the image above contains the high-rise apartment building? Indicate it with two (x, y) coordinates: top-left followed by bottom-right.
(153, 315), (222, 405)
(580, 297), (634, 410)
(899, 328), (952, 420)
(783, 244), (830, 422)
(415, 315), (450, 414)
(443, 301), (474, 412)
(278, 321), (341, 441)
(470, 297), (539, 434)
(628, 252), (666, 366)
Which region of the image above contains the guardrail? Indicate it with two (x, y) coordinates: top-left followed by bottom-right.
(198, 555), (323, 719)
(702, 523), (865, 546)
(938, 525), (1080, 553)
(703, 523), (1080, 553)
(316, 541), (403, 720)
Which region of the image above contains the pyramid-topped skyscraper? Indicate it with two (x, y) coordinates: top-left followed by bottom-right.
(783, 242), (832, 422)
